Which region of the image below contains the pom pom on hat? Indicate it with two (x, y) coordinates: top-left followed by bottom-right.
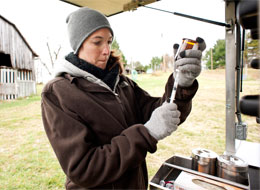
(66, 7), (114, 54)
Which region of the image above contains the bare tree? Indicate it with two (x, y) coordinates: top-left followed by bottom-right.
(36, 57), (52, 76)
(46, 42), (61, 69)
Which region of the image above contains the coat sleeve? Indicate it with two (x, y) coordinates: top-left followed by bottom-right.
(164, 73), (199, 124)
(126, 73), (198, 124)
(41, 84), (157, 188)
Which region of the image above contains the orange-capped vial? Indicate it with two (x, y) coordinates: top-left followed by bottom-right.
(181, 38), (198, 50)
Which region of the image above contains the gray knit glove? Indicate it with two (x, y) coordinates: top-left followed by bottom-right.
(144, 102), (180, 141)
(175, 37), (206, 87)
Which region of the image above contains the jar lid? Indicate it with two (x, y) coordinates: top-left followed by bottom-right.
(217, 155), (248, 172)
(192, 148), (218, 162)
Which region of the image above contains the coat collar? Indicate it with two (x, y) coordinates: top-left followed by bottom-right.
(54, 58), (123, 94)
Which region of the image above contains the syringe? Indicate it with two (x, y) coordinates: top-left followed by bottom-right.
(169, 69), (180, 103)
(169, 38), (199, 103)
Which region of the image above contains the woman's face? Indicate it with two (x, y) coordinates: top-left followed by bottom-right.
(78, 28), (113, 70)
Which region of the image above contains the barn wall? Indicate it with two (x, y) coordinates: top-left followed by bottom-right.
(0, 68), (36, 100)
(0, 15), (37, 100)
(0, 16), (36, 79)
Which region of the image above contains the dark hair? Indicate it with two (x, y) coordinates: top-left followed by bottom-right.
(107, 51), (124, 74)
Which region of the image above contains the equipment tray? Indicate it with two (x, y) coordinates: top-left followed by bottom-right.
(149, 155), (260, 190)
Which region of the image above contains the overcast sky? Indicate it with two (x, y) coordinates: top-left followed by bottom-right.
(0, 0), (226, 67)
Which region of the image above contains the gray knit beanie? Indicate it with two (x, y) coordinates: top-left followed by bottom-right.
(66, 7), (114, 54)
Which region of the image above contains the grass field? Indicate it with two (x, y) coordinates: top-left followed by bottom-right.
(0, 69), (259, 189)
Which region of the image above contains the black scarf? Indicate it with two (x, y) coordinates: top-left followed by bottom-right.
(65, 52), (119, 90)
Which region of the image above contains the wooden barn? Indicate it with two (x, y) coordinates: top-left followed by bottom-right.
(0, 15), (38, 100)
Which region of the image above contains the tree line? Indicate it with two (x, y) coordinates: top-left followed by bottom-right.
(112, 32), (259, 73)
(203, 32), (259, 69)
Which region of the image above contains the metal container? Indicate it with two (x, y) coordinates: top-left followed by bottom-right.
(191, 148), (218, 175)
(217, 154), (249, 185)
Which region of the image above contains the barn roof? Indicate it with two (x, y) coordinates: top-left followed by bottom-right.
(0, 14), (38, 70)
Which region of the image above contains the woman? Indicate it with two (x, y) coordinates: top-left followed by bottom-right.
(41, 7), (205, 190)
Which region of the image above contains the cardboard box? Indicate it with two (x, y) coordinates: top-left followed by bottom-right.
(174, 171), (244, 190)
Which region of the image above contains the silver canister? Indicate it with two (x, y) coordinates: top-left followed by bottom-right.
(217, 154), (249, 185)
(192, 148), (218, 175)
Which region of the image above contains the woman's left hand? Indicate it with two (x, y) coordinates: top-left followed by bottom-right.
(175, 37), (206, 87)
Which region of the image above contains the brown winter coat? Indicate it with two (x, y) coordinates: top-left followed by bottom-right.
(41, 69), (198, 189)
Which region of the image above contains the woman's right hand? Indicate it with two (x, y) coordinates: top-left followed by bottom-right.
(144, 102), (181, 141)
